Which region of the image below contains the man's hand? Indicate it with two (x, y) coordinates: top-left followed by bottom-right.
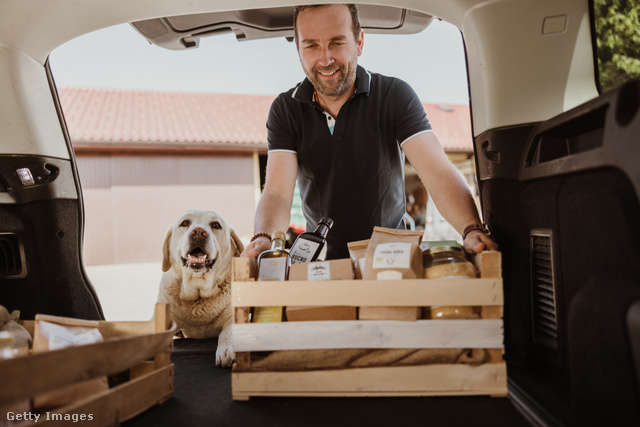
(463, 230), (498, 254)
(240, 236), (271, 258)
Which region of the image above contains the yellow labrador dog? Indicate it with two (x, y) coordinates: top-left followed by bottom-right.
(158, 209), (244, 367)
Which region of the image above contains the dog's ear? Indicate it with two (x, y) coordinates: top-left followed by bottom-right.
(229, 228), (245, 257)
(162, 227), (173, 272)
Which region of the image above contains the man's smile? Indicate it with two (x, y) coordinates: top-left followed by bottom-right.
(317, 68), (340, 78)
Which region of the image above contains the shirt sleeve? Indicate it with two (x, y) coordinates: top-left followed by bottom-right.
(267, 93), (298, 153)
(391, 78), (432, 145)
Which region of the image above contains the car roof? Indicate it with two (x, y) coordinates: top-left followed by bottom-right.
(0, 0), (599, 142)
(130, 5), (434, 50)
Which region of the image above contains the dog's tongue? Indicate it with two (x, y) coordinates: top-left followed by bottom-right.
(186, 253), (207, 266)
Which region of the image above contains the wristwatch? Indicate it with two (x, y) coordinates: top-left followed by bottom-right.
(462, 223), (491, 240)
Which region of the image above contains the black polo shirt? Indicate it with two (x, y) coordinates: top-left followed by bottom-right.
(267, 65), (431, 259)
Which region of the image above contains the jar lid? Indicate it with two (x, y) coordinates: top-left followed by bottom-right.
(423, 245), (463, 256)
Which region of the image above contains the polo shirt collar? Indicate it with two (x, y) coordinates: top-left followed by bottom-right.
(292, 65), (371, 104)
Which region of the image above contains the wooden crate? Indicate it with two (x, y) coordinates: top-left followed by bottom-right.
(231, 251), (506, 401)
(0, 303), (175, 426)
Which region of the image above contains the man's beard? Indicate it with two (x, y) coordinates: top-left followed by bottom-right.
(307, 59), (357, 97)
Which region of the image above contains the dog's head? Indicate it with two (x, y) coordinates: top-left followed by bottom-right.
(162, 209), (244, 277)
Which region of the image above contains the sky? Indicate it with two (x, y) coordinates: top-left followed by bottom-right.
(48, 18), (469, 105)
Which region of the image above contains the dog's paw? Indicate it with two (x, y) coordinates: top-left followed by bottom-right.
(215, 343), (235, 368)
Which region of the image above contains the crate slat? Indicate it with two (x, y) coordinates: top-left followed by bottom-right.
(232, 279), (503, 307)
(233, 319), (504, 352)
(232, 363), (508, 400)
(471, 251), (502, 278)
(33, 364), (174, 426)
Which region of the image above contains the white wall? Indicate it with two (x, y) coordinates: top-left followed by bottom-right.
(76, 153), (256, 265)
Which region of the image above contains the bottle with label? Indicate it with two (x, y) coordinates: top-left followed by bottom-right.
(254, 230), (290, 322)
(289, 217), (334, 264)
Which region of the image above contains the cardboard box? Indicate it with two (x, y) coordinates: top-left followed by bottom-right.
(286, 259), (356, 321)
(358, 306), (421, 321)
(288, 258), (354, 281)
(286, 305), (357, 321)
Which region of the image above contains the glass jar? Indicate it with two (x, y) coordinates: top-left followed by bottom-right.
(423, 246), (476, 279)
(423, 246), (478, 319)
(0, 331), (17, 359)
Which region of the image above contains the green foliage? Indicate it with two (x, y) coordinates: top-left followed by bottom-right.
(594, 0), (640, 91)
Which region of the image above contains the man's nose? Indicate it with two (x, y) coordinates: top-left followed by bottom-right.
(319, 46), (335, 66)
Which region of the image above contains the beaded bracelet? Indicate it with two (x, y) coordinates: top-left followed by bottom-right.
(250, 232), (272, 243)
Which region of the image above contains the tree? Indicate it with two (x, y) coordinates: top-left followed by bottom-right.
(594, 0), (640, 92)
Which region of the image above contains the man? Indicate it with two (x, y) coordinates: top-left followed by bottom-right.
(242, 4), (497, 259)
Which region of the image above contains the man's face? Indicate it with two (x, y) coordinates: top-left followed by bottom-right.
(296, 5), (364, 98)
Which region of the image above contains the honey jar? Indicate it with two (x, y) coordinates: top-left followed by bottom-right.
(423, 245), (478, 319)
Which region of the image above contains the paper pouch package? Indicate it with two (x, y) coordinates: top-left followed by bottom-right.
(32, 314), (109, 410)
(363, 227), (423, 280)
(347, 239), (369, 280)
(359, 227), (423, 321)
(286, 259), (357, 321)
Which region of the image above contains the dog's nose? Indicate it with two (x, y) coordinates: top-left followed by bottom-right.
(191, 227), (208, 240)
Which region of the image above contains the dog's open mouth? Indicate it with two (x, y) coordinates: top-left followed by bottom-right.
(182, 248), (215, 270)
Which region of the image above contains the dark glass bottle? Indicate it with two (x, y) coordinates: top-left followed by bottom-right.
(289, 217), (333, 264)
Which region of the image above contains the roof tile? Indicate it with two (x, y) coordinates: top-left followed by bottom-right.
(58, 87), (472, 151)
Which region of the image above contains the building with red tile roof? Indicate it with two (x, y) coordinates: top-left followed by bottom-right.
(58, 86), (472, 153)
(57, 86), (475, 265)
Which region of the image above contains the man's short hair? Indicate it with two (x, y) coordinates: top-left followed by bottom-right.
(293, 4), (361, 47)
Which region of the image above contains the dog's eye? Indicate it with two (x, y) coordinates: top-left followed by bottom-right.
(211, 222), (222, 230)
(180, 220), (191, 227)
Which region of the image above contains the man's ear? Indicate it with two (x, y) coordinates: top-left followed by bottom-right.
(356, 29), (364, 56)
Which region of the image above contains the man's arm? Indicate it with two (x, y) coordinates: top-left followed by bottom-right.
(402, 131), (497, 253)
(241, 151), (298, 257)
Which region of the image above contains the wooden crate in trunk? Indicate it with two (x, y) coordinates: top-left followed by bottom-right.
(231, 251), (507, 401)
(0, 303), (175, 426)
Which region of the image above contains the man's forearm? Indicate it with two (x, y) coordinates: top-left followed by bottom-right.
(428, 172), (482, 235)
(253, 192), (292, 236)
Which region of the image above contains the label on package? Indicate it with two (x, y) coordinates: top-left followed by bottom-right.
(290, 238), (321, 264)
(39, 321), (104, 350)
(307, 261), (331, 281)
(253, 306), (283, 322)
(258, 257), (288, 281)
(372, 242), (411, 269)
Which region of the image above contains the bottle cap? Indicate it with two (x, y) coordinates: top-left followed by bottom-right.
(319, 217), (334, 228)
(273, 230), (286, 241)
